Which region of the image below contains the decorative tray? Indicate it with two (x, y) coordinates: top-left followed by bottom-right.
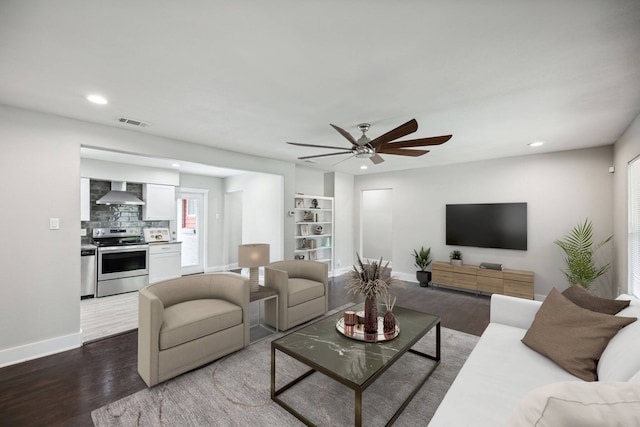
(336, 317), (400, 342)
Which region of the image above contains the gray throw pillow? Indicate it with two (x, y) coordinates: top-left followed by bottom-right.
(562, 285), (630, 315)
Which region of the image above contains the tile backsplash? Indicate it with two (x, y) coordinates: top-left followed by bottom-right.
(81, 180), (169, 244)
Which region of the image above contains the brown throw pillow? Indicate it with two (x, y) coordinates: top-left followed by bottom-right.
(521, 289), (636, 381)
(562, 285), (630, 314)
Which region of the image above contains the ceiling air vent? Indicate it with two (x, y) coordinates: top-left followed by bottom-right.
(117, 117), (149, 127)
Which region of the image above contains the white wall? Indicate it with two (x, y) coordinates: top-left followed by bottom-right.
(294, 166), (326, 195)
(0, 104), (296, 367)
(0, 106), (83, 366)
(225, 172), (284, 262)
(325, 172), (355, 274)
(613, 112), (640, 295)
(354, 146), (614, 299)
(81, 158), (180, 185)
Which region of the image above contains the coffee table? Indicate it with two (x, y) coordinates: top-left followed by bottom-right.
(271, 303), (441, 426)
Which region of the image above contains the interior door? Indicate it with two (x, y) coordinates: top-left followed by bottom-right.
(176, 189), (206, 275)
(361, 188), (393, 264)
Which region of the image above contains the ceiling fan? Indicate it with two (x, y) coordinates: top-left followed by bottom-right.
(287, 119), (452, 165)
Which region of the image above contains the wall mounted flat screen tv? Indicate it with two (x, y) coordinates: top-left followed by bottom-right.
(446, 203), (527, 250)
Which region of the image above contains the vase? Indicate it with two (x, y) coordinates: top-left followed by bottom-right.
(383, 309), (396, 333)
(364, 296), (378, 334)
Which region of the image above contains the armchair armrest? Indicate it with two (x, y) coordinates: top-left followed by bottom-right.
(265, 266), (289, 301)
(138, 287), (165, 386)
(490, 294), (541, 330)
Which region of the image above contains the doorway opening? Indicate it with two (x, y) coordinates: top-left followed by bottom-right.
(176, 188), (207, 275)
(360, 188), (393, 265)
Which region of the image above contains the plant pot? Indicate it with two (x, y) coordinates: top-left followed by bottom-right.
(450, 259), (462, 267)
(416, 271), (431, 287)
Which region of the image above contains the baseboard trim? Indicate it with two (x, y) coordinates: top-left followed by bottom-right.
(0, 331), (82, 368)
(392, 272), (418, 283)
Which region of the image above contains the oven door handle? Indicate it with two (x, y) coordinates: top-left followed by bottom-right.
(98, 245), (149, 253)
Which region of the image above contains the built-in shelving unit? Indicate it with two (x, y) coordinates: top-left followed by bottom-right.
(294, 194), (333, 273)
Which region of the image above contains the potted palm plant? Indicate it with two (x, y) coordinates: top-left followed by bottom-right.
(450, 250), (463, 266)
(413, 246), (432, 287)
(554, 218), (612, 291)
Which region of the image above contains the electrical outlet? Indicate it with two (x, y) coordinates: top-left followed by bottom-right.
(80, 228), (87, 237)
(49, 218), (60, 230)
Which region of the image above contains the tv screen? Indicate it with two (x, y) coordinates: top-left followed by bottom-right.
(446, 203), (527, 250)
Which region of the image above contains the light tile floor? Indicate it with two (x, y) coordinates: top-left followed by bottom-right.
(80, 292), (138, 343)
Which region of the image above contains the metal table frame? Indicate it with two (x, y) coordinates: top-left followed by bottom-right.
(249, 286), (278, 344)
(271, 308), (441, 426)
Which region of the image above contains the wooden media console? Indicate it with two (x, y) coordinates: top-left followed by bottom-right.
(431, 261), (534, 299)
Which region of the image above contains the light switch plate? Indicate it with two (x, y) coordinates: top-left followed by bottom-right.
(49, 218), (60, 230)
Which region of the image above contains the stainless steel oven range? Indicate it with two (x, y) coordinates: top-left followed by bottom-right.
(93, 227), (149, 297)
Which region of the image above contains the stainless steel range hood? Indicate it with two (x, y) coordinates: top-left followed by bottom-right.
(96, 182), (145, 205)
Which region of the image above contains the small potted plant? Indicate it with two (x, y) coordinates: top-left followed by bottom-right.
(450, 250), (463, 266)
(412, 246), (432, 287)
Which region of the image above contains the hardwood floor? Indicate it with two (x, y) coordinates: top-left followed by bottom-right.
(0, 276), (489, 427)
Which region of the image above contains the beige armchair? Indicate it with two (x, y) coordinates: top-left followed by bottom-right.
(137, 272), (249, 387)
(264, 260), (328, 331)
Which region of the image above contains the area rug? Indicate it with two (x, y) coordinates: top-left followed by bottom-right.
(92, 310), (479, 426)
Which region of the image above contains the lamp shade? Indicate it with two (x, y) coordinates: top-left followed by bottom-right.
(238, 243), (270, 267)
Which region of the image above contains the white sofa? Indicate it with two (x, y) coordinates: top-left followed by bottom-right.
(429, 293), (640, 426)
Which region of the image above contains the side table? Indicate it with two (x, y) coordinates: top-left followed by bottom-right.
(249, 285), (278, 344)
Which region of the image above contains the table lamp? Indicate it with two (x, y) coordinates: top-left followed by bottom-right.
(238, 243), (270, 292)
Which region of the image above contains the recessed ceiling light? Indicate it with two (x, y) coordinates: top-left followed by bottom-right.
(528, 141), (544, 147)
(171, 163), (180, 168)
(360, 165), (368, 170)
(87, 94), (108, 105)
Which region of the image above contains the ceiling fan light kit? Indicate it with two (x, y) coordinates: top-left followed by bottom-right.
(287, 118), (452, 166)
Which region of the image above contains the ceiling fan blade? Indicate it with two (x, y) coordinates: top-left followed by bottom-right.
(377, 147), (430, 157)
(287, 142), (351, 150)
(330, 124), (358, 146)
(385, 134), (452, 148)
(298, 150), (354, 160)
(368, 119), (418, 149)
(370, 154), (385, 164)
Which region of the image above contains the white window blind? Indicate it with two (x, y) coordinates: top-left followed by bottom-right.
(628, 157), (640, 298)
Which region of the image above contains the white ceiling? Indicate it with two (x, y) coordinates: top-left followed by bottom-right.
(1, 0), (640, 175)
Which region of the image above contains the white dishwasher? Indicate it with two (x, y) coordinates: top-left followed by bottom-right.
(148, 242), (182, 283)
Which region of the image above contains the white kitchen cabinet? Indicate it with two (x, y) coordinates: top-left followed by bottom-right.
(149, 242), (182, 283)
(143, 184), (175, 220)
(80, 178), (90, 221)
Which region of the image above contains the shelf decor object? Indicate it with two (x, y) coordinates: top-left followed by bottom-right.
(238, 243), (270, 292)
(335, 316), (399, 342)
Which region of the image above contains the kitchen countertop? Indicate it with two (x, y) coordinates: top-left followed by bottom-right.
(148, 240), (182, 245)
